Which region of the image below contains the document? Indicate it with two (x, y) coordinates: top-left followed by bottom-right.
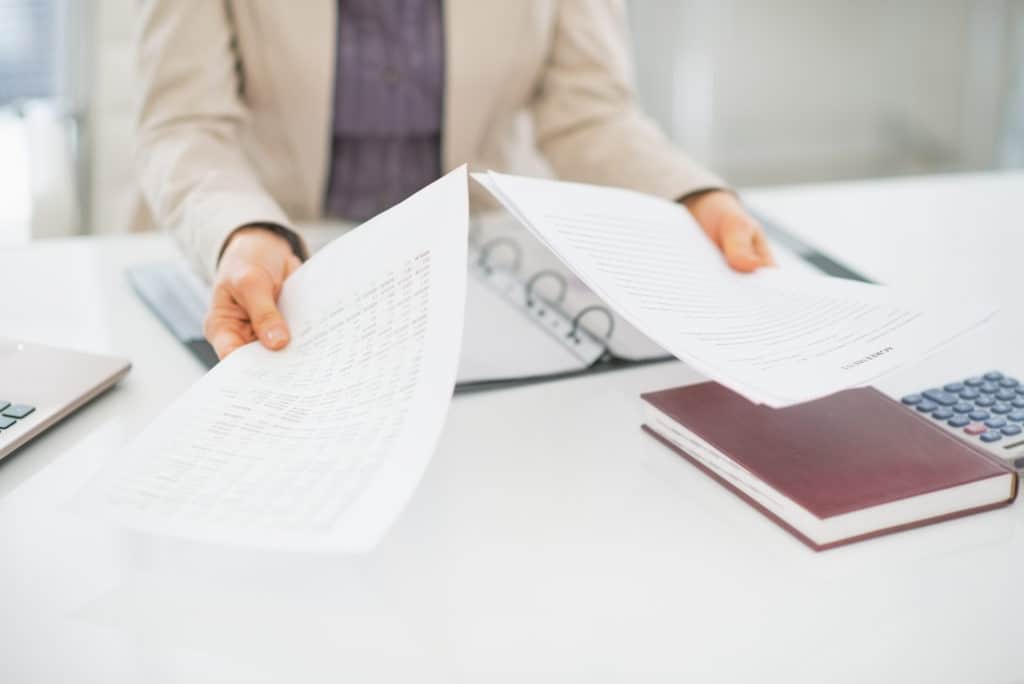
(75, 168), (469, 551)
(476, 172), (996, 407)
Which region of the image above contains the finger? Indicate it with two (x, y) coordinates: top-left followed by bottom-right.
(209, 324), (254, 360)
(204, 287), (256, 359)
(720, 221), (762, 273)
(752, 230), (776, 266)
(229, 269), (291, 350)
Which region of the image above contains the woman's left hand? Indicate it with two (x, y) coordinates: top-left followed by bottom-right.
(683, 190), (775, 273)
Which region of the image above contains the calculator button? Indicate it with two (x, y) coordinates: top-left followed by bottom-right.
(968, 410), (990, 421)
(992, 403), (1012, 414)
(1013, 398), (1024, 408)
(953, 402), (973, 413)
(985, 417), (1007, 428)
(943, 382), (965, 392)
(948, 416), (971, 428)
(984, 371), (1004, 381)
(922, 390), (957, 406)
(976, 396), (995, 407)
(996, 389), (1016, 401)
(1000, 377), (1019, 388)
(980, 382), (999, 393)
(0, 401), (9, 412)
(959, 388), (980, 400)
(932, 407), (954, 420)
(916, 400), (938, 412)
(1, 404), (34, 420)
(1017, 386), (1024, 396)
(1009, 410), (1024, 422)
(901, 394), (922, 405)
(981, 431), (1003, 443)
(0, 417), (15, 430)
(965, 423), (988, 436)
(965, 377), (984, 387)
(1002, 424), (1023, 436)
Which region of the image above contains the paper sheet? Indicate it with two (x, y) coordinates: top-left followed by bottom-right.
(75, 168), (469, 551)
(476, 172), (997, 407)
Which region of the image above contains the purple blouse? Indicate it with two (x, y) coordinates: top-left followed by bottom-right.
(323, 0), (445, 222)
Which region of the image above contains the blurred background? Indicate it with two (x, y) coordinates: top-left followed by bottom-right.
(1, 0), (1022, 246)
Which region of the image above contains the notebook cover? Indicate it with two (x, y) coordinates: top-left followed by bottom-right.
(641, 383), (1017, 550)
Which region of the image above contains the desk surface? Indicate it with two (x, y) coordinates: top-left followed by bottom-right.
(1, 172), (1023, 683)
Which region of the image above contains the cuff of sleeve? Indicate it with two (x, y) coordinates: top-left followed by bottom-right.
(181, 192), (306, 282)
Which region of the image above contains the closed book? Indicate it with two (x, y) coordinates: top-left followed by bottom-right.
(641, 383), (1018, 551)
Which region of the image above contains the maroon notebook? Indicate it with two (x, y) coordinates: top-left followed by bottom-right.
(641, 383), (1018, 551)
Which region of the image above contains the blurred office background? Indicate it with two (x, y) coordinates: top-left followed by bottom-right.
(1, 0), (1023, 246)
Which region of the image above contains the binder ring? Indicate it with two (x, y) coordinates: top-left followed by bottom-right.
(524, 270), (567, 308)
(569, 305), (615, 342)
(468, 218), (483, 245)
(477, 238), (522, 273)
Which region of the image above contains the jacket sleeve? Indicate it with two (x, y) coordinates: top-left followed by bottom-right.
(134, 0), (302, 281)
(530, 0), (725, 200)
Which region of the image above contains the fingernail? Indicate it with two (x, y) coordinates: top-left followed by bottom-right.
(264, 326), (288, 347)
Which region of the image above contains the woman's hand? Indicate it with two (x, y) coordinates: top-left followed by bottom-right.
(204, 227), (302, 359)
(683, 190), (775, 272)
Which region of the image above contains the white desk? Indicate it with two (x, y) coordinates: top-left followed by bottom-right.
(1, 172), (1023, 683)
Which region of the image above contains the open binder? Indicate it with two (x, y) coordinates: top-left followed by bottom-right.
(455, 228), (672, 392)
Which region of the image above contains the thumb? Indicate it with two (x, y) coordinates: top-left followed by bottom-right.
(720, 221), (761, 273)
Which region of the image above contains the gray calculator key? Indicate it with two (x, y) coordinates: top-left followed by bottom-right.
(922, 390), (957, 405)
(992, 403), (1012, 414)
(985, 417), (1007, 428)
(1017, 386), (1024, 396)
(980, 382), (999, 393)
(1009, 410), (1024, 422)
(933, 407), (954, 420)
(0, 401), (9, 412)
(953, 402), (973, 413)
(916, 400), (938, 412)
(1000, 377), (1019, 387)
(969, 410), (990, 421)
(959, 388), (980, 400)
(948, 416), (970, 428)
(976, 396), (995, 407)
(965, 376), (984, 387)
(1013, 398), (1024, 409)
(943, 382), (965, 392)
(981, 430), (1003, 442)
(1, 404), (35, 420)
(901, 394), (922, 405)
(984, 371), (1004, 381)
(0, 416), (15, 429)
(996, 389), (1016, 401)
(1002, 424), (1022, 436)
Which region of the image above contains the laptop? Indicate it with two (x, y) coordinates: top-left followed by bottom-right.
(0, 338), (131, 461)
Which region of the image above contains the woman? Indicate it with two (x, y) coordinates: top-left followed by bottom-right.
(135, 0), (773, 359)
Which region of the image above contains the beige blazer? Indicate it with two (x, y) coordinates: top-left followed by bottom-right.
(136, 0), (723, 281)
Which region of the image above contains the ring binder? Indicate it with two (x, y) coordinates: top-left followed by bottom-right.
(569, 305), (615, 343)
(477, 237), (522, 274)
(524, 270), (567, 308)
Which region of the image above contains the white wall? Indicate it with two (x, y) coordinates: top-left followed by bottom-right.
(629, 0), (1017, 186)
(86, 0), (138, 233)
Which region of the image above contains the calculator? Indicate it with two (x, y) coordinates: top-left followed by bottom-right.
(901, 371), (1024, 472)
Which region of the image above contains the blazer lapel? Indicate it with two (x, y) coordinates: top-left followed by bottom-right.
(248, 0), (336, 216)
(443, 0), (488, 172)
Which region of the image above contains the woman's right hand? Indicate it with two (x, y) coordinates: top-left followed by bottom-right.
(204, 226), (302, 359)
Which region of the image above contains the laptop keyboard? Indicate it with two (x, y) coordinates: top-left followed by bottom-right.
(0, 401), (36, 430)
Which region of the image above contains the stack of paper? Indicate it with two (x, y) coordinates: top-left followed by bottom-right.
(75, 168), (469, 551)
(475, 172), (996, 407)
